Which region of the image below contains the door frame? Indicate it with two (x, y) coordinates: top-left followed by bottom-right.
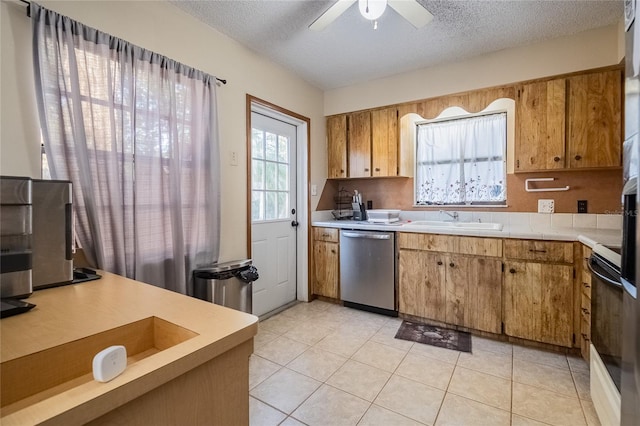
(246, 95), (311, 303)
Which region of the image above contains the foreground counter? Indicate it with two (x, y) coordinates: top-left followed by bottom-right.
(0, 271), (258, 425)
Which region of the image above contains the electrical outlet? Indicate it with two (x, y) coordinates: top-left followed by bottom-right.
(538, 199), (555, 214)
(367, 200), (373, 210)
(578, 200), (588, 213)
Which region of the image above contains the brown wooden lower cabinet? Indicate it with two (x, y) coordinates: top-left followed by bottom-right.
(313, 240), (339, 299)
(503, 260), (574, 347)
(399, 250), (502, 333)
(580, 246), (593, 360)
(399, 250), (446, 322)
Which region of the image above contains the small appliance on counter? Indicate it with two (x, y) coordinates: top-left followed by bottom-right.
(0, 176), (33, 299)
(366, 209), (401, 224)
(31, 179), (74, 290)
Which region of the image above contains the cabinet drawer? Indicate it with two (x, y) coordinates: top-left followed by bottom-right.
(398, 233), (502, 257)
(313, 227), (339, 243)
(581, 272), (592, 298)
(504, 239), (574, 263)
(581, 293), (591, 322)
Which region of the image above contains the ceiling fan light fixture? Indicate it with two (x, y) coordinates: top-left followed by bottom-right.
(358, 0), (387, 21)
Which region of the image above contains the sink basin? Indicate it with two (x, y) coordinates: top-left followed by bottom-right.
(403, 220), (503, 231)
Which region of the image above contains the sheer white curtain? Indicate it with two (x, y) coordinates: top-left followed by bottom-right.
(416, 113), (506, 205)
(31, 3), (220, 294)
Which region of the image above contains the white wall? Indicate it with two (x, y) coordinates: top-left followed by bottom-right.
(0, 0), (326, 262)
(325, 23), (623, 115)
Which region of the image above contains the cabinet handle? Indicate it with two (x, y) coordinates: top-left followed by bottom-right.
(582, 308), (590, 314)
(582, 333), (589, 339)
(322, 233), (330, 237)
(553, 156), (561, 162)
(331, 249), (336, 254)
(583, 283), (590, 288)
(509, 268), (516, 274)
(364, 168), (369, 172)
(575, 155), (582, 161)
(340, 169), (344, 173)
(375, 168), (380, 172)
(529, 249), (547, 253)
(437, 261), (443, 265)
(449, 262), (455, 268)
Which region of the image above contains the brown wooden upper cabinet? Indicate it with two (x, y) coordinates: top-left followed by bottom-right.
(326, 107), (399, 178)
(327, 115), (347, 178)
(348, 111), (372, 178)
(515, 68), (622, 171)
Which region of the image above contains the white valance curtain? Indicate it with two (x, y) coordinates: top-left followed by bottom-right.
(31, 3), (220, 294)
(416, 113), (506, 205)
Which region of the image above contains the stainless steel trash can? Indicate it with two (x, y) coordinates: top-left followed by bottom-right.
(193, 259), (257, 314)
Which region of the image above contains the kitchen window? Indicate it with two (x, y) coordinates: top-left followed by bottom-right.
(415, 112), (507, 205)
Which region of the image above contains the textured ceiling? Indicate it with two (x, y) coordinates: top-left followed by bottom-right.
(170, 0), (622, 90)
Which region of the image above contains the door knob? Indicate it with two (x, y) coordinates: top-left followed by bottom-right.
(291, 220), (299, 227)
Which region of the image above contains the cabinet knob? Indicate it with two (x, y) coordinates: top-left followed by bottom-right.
(331, 249), (336, 254)
(364, 168), (369, 172)
(437, 261), (443, 265)
(509, 268), (516, 274)
(375, 168), (380, 172)
(449, 262), (455, 268)
(340, 169), (344, 173)
(583, 282), (590, 288)
(553, 156), (561, 162)
(575, 155), (582, 161)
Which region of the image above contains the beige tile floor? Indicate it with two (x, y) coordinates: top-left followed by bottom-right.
(249, 300), (598, 426)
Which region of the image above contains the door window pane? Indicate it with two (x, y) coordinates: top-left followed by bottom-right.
(278, 135), (288, 162)
(278, 163), (288, 191)
(265, 191), (277, 220)
(252, 191), (264, 221)
(252, 159), (264, 190)
(265, 132), (277, 161)
(252, 129), (264, 159)
(278, 192), (288, 219)
(265, 162), (277, 190)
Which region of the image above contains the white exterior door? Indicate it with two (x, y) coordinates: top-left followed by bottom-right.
(250, 111), (298, 317)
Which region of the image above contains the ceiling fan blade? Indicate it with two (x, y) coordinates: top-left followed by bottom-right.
(388, 0), (433, 28)
(309, 0), (356, 31)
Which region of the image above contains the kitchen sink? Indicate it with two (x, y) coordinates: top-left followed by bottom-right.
(402, 220), (503, 231)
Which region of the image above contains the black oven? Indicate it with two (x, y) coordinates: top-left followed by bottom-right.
(589, 249), (623, 392)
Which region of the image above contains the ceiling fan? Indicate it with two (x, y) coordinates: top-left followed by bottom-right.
(309, 0), (433, 31)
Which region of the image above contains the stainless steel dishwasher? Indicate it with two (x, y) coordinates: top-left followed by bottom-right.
(339, 229), (397, 316)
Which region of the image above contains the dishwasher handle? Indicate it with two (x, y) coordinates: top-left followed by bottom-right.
(341, 231), (391, 240)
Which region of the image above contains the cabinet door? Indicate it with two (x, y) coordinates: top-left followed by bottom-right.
(445, 255), (471, 327)
(468, 257), (503, 334)
(504, 261), (573, 347)
(313, 241), (339, 299)
(515, 79), (566, 171)
(399, 250), (446, 321)
(567, 70), (622, 168)
(445, 256), (502, 333)
(348, 111), (371, 178)
(327, 115), (348, 178)
(371, 108), (398, 177)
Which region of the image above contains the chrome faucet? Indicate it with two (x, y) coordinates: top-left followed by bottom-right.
(439, 210), (459, 221)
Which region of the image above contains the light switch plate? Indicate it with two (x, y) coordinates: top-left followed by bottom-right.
(538, 199), (555, 214)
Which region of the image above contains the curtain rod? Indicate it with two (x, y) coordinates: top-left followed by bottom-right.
(18, 0), (227, 85)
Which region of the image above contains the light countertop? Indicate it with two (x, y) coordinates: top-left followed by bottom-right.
(0, 272), (258, 425)
(311, 219), (622, 249)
